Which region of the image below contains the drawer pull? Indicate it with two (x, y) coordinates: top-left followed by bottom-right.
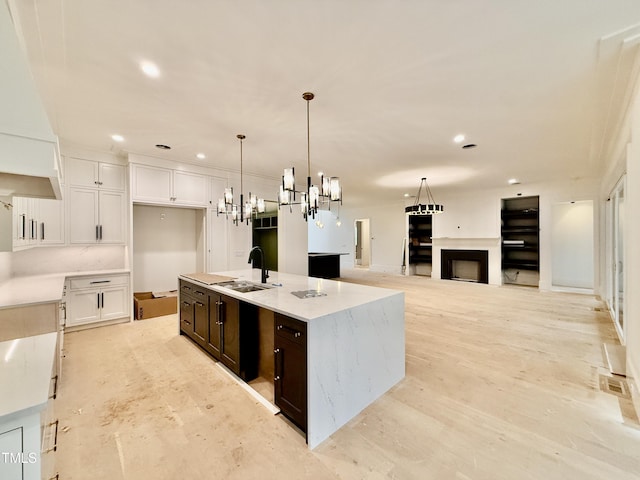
(43, 420), (59, 453)
(196, 302), (205, 307)
(89, 280), (111, 284)
(277, 324), (302, 338)
(183, 319), (192, 325)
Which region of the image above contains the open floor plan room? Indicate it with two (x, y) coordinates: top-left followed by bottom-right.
(54, 270), (639, 480)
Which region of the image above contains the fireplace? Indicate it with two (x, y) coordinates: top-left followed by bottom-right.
(441, 249), (489, 284)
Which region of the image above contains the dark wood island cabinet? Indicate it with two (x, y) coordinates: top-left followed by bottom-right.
(179, 279), (258, 381)
(274, 312), (308, 433)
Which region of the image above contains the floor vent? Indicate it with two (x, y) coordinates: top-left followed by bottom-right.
(599, 374), (631, 399)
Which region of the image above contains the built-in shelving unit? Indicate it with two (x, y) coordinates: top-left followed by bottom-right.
(407, 215), (432, 275)
(252, 213), (278, 271)
(501, 196), (539, 285)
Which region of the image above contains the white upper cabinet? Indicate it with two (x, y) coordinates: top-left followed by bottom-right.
(173, 170), (209, 206)
(68, 188), (125, 244)
(66, 157), (126, 191)
(131, 164), (209, 207)
(12, 196), (65, 250)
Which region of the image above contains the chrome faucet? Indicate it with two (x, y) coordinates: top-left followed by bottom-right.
(248, 246), (269, 284)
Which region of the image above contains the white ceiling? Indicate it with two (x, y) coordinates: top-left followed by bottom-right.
(8, 0), (640, 206)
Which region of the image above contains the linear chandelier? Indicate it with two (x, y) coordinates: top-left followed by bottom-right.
(277, 92), (342, 220)
(405, 177), (444, 215)
(217, 134), (265, 225)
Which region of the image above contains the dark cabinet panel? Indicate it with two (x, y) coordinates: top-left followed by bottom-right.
(207, 293), (222, 360)
(178, 280), (258, 381)
(274, 313), (307, 433)
(221, 295), (240, 373)
(179, 295), (194, 336)
(193, 298), (208, 346)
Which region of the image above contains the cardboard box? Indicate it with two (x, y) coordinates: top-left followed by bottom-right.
(134, 291), (177, 320)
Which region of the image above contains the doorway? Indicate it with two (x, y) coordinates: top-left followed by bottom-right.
(551, 200), (594, 291)
(354, 219), (371, 268)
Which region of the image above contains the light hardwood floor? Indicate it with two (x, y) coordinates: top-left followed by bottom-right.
(54, 270), (640, 479)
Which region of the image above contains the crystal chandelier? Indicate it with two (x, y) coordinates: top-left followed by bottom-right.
(217, 134), (265, 225)
(278, 92), (342, 220)
(405, 177), (444, 215)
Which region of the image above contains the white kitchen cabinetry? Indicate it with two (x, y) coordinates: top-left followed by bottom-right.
(65, 157), (126, 244)
(131, 164), (209, 207)
(12, 196), (65, 249)
(66, 157), (126, 191)
(68, 188), (125, 244)
(66, 274), (129, 327)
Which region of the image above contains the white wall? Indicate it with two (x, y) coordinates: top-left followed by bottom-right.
(551, 201), (594, 289)
(132, 205), (198, 292)
(0, 196), (11, 252)
(598, 70), (640, 417)
(623, 80), (640, 411)
(308, 209), (352, 260)
(11, 245), (126, 276)
(278, 206), (309, 276)
(0, 252), (10, 281)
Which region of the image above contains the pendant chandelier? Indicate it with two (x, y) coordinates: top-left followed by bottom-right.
(405, 177), (444, 215)
(277, 92), (342, 220)
(217, 134), (265, 225)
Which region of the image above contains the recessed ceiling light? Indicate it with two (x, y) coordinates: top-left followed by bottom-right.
(453, 134), (465, 143)
(403, 193), (410, 198)
(155, 144), (171, 150)
(508, 178), (520, 185)
(461, 143), (477, 149)
(196, 153), (206, 160)
(111, 134), (124, 142)
(140, 61), (160, 78)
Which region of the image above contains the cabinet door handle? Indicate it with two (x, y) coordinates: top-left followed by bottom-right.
(99, 225), (103, 240)
(101, 292), (104, 309)
(274, 347), (283, 382)
(95, 225), (99, 240)
(41, 222), (45, 240)
(277, 324), (302, 338)
(19, 214), (26, 239)
(97, 293), (100, 309)
(196, 301), (204, 307)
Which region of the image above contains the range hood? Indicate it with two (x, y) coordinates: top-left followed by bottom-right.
(0, 133), (62, 199)
(1, 0), (63, 200)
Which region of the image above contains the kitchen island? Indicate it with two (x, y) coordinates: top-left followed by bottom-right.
(178, 269), (405, 449)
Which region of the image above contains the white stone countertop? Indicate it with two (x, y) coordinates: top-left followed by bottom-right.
(0, 332), (57, 422)
(0, 269), (130, 309)
(179, 269), (402, 322)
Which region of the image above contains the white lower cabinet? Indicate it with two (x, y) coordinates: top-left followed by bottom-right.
(66, 274), (129, 327)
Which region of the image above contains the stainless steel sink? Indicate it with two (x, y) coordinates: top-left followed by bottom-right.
(214, 280), (272, 293)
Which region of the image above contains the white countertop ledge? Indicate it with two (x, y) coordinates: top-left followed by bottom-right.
(0, 332), (57, 422)
(0, 269), (130, 309)
(179, 269), (402, 322)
